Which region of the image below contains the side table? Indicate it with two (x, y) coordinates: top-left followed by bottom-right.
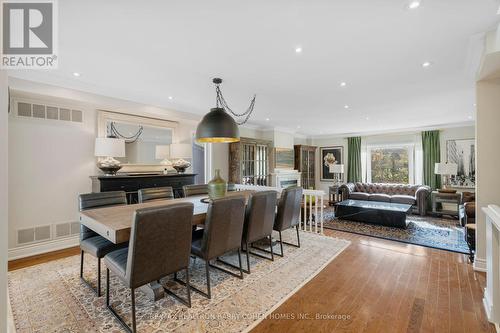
(329, 185), (342, 206)
(431, 191), (463, 218)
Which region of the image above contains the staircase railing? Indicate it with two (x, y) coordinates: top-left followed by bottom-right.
(234, 184), (325, 234)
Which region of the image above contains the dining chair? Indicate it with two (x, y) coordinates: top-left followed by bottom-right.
(273, 186), (303, 257)
(104, 202), (194, 333)
(231, 190), (278, 273)
(137, 186), (174, 203)
(179, 195), (246, 299)
(182, 184), (208, 197)
(78, 191), (128, 296)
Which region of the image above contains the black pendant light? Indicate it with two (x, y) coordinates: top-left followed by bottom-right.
(196, 78), (256, 143)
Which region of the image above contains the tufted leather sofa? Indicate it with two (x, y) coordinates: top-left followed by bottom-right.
(339, 182), (431, 215)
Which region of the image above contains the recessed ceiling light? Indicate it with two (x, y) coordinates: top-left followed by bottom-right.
(72, 72), (81, 77)
(168, 96), (173, 100)
(408, 1), (421, 9)
(422, 61), (432, 68)
(468, 115), (473, 120)
(473, 103), (477, 107)
(344, 105), (349, 109)
(295, 47), (302, 53)
(340, 82), (347, 87)
(365, 116), (370, 120)
(265, 118), (270, 121)
(297, 125), (301, 129)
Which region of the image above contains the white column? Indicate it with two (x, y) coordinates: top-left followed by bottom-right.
(482, 204), (500, 325)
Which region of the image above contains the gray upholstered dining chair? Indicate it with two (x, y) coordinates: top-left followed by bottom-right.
(78, 191), (128, 296)
(137, 186), (174, 203)
(273, 186), (303, 257)
(239, 191), (278, 273)
(182, 184), (208, 197)
(180, 196), (246, 299)
(104, 202), (194, 333)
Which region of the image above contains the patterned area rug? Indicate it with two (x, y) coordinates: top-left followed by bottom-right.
(324, 207), (469, 254)
(8, 230), (350, 333)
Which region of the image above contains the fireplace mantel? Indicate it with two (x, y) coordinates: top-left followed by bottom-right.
(270, 169), (301, 189)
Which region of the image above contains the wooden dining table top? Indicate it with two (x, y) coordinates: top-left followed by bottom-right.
(79, 190), (254, 244)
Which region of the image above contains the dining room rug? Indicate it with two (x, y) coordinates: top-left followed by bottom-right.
(323, 207), (469, 254)
(8, 229), (350, 333)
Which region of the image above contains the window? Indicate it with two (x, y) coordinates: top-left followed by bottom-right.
(367, 145), (415, 184)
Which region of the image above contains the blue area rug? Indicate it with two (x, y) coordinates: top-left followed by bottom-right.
(323, 208), (469, 254)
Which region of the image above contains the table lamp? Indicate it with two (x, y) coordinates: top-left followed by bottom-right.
(434, 162), (458, 188)
(95, 137), (125, 175)
(155, 145), (176, 174)
(170, 143), (192, 173)
(329, 163), (344, 185)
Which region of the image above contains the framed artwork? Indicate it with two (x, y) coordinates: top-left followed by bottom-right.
(446, 139), (475, 187)
(274, 148), (294, 169)
(320, 146), (344, 181)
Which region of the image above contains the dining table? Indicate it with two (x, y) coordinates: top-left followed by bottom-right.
(79, 190), (254, 301)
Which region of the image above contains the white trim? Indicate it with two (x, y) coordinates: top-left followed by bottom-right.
(474, 257), (487, 272)
(242, 238), (351, 333)
(8, 236), (79, 261)
(309, 121), (475, 140)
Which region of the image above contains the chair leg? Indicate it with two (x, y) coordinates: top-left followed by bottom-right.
(269, 236), (274, 261)
(106, 268), (136, 333)
(80, 250), (84, 278)
(278, 231), (284, 256)
(97, 258), (102, 297)
(237, 248), (244, 278)
(163, 267), (192, 307)
(176, 259), (212, 299)
(204, 260), (211, 299)
(246, 242), (251, 273)
(280, 227), (301, 248)
(131, 288), (136, 333)
(79, 250), (101, 296)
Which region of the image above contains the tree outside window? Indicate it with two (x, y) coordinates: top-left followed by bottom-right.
(370, 147), (409, 183)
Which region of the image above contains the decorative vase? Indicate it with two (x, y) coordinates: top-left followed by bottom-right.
(208, 169), (227, 199)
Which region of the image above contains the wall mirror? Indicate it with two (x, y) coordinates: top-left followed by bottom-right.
(97, 110), (179, 172)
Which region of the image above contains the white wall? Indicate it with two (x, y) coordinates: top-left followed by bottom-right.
(0, 70), (9, 333)
(475, 78), (500, 270)
(7, 79), (202, 258)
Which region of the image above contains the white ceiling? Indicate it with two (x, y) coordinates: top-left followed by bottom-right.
(8, 0), (500, 136)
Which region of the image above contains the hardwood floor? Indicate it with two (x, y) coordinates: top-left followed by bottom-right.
(8, 231), (495, 333)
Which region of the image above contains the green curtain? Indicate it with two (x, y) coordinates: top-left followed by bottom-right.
(422, 130), (441, 190)
(347, 136), (362, 183)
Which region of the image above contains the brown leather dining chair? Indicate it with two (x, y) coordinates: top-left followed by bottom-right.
(182, 184), (208, 197)
(104, 202), (194, 333)
(78, 191), (128, 296)
(180, 195), (246, 299)
(273, 186), (303, 257)
(240, 191), (278, 273)
(137, 186), (174, 203)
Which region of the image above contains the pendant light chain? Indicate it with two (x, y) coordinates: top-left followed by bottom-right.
(214, 80), (256, 125)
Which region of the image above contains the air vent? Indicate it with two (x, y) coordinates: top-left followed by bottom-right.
(54, 221), (81, 239)
(17, 225), (52, 245)
(14, 99), (84, 123)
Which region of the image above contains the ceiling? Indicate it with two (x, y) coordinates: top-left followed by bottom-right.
(8, 0), (500, 136)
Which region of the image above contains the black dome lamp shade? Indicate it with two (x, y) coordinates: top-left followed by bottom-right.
(195, 78), (256, 143)
(196, 107), (240, 143)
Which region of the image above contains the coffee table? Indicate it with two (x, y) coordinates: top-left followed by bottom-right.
(335, 199), (412, 228)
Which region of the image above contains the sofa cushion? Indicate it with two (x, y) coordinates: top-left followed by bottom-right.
(349, 192), (370, 200)
(391, 195), (416, 205)
(369, 194), (391, 202)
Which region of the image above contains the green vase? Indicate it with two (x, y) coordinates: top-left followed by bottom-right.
(208, 169), (227, 199)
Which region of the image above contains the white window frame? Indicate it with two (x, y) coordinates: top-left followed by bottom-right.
(366, 143), (415, 184)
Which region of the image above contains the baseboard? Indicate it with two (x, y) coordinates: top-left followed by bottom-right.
(473, 256), (487, 272)
(8, 236), (79, 261)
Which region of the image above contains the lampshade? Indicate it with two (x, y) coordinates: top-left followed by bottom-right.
(170, 143), (192, 158)
(195, 107), (240, 143)
(434, 162), (458, 175)
(329, 164), (345, 174)
(94, 137), (125, 157)
(155, 145), (170, 160)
